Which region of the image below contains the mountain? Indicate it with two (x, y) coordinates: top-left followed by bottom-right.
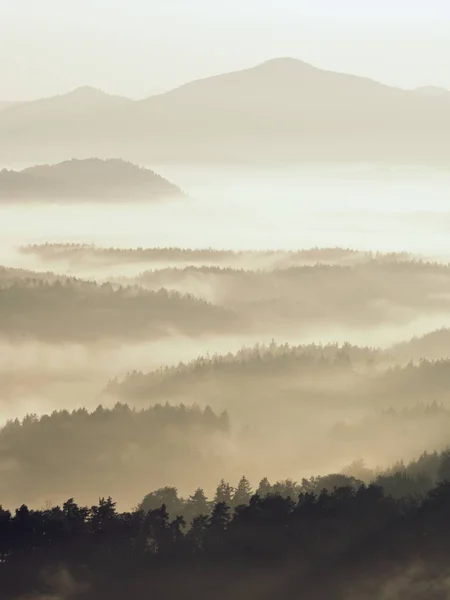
(1, 58), (450, 163)
(0, 158), (184, 202)
(0, 101), (18, 111)
(0, 87), (133, 162)
(413, 86), (450, 96)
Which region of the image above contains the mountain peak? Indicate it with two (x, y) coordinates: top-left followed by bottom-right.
(57, 86), (131, 104)
(255, 57), (318, 72)
(69, 85), (109, 98)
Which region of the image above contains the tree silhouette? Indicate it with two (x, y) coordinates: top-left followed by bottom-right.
(213, 480), (234, 505)
(232, 476), (253, 507)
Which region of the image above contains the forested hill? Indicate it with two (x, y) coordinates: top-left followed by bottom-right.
(0, 278), (236, 341)
(0, 158), (184, 201)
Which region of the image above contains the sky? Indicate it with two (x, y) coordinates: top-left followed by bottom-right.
(1, 0), (450, 100)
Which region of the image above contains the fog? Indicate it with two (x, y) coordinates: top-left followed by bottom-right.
(2, 166), (450, 600)
(3, 165), (450, 510)
(3, 4), (450, 591)
(3, 165), (450, 259)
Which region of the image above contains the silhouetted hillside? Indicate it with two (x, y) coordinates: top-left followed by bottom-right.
(114, 261), (450, 336)
(0, 278), (235, 341)
(392, 328), (450, 361)
(413, 86), (450, 96)
(5, 456), (450, 599)
(130, 260), (450, 309)
(0, 403), (229, 507)
(0, 158), (184, 201)
(0, 101), (20, 111)
(2, 58), (450, 163)
(106, 341), (382, 402)
(22, 243), (410, 269)
(0, 265), (63, 282)
(22, 246), (447, 335)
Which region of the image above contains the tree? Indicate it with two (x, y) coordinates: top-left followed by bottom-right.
(139, 487), (183, 519)
(188, 514), (209, 551)
(186, 488), (209, 519)
(438, 450), (450, 482)
(233, 476), (252, 507)
(214, 480), (234, 505)
(256, 477), (273, 497)
(90, 497), (117, 534)
(208, 502), (230, 530)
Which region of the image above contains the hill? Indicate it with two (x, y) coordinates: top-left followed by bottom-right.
(21, 244), (399, 268)
(0, 101), (21, 111)
(1, 58), (450, 163)
(0, 158), (184, 201)
(391, 328), (450, 362)
(413, 86), (450, 96)
(0, 278), (235, 342)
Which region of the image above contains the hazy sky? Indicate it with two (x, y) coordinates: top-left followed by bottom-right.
(1, 0), (450, 100)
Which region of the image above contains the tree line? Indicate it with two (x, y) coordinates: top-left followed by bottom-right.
(137, 447), (450, 523)
(3, 475), (450, 598)
(0, 403), (229, 508)
(106, 340), (380, 399)
(0, 277), (234, 341)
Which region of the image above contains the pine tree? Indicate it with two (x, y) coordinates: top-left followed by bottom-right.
(187, 488), (210, 519)
(208, 502), (230, 530)
(233, 476), (252, 507)
(256, 477), (273, 497)
(214, 479), (234, 505)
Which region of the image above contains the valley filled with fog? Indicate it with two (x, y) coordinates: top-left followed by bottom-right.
(2, 162), (450, 511)
(3, 164), (450, 258)
(4, 0), (450, 592)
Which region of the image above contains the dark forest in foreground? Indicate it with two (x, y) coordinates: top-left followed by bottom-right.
(4, 470), (450, 599)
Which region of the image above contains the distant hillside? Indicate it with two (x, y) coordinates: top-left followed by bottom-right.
(0, 158), (184, 201)
(0, 278), (235, 342)
(21, 243), (410, 269)
(1, 58), (450, 163)
(105, 341), (383, 402)
(391, 328), (450, 362)
(413, 86), (449, 97)
(0, 101), (21, 111)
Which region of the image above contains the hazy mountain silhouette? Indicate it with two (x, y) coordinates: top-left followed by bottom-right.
(413, 86), (450, 96)
(0, 158), (184, 201)
(1, 58), (450, 163)
(0, 101), (21, 111)
(391, 327), (450, 362)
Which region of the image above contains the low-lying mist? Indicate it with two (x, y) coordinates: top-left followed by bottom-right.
(3, 334), (450, 509)
(3, 233), (450, 513)
(0, 199), (450, 524)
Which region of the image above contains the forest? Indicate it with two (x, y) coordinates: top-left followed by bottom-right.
(23, 243), (409, 267)
(0, 159), (184, 202)
(3, 214), (450, 600)
(4, 11), (450, 595)
(0, 277), (235, 341)
(4, 11), (450, 596)
(6, 254), (450, 344)
(4, 462), (450, 599)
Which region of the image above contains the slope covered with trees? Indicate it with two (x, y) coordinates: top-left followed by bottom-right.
(0, 403), (229, 508)
(0, 278), (235, 341)
(0, 158), (184, 202)
(4, 467), (450, 598)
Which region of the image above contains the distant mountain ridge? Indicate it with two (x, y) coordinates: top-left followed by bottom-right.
(1, 58), (450, 163)
(413, 86), (450, 96)
(0, 158), (184, 202)
(0, 101), (21, 111)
